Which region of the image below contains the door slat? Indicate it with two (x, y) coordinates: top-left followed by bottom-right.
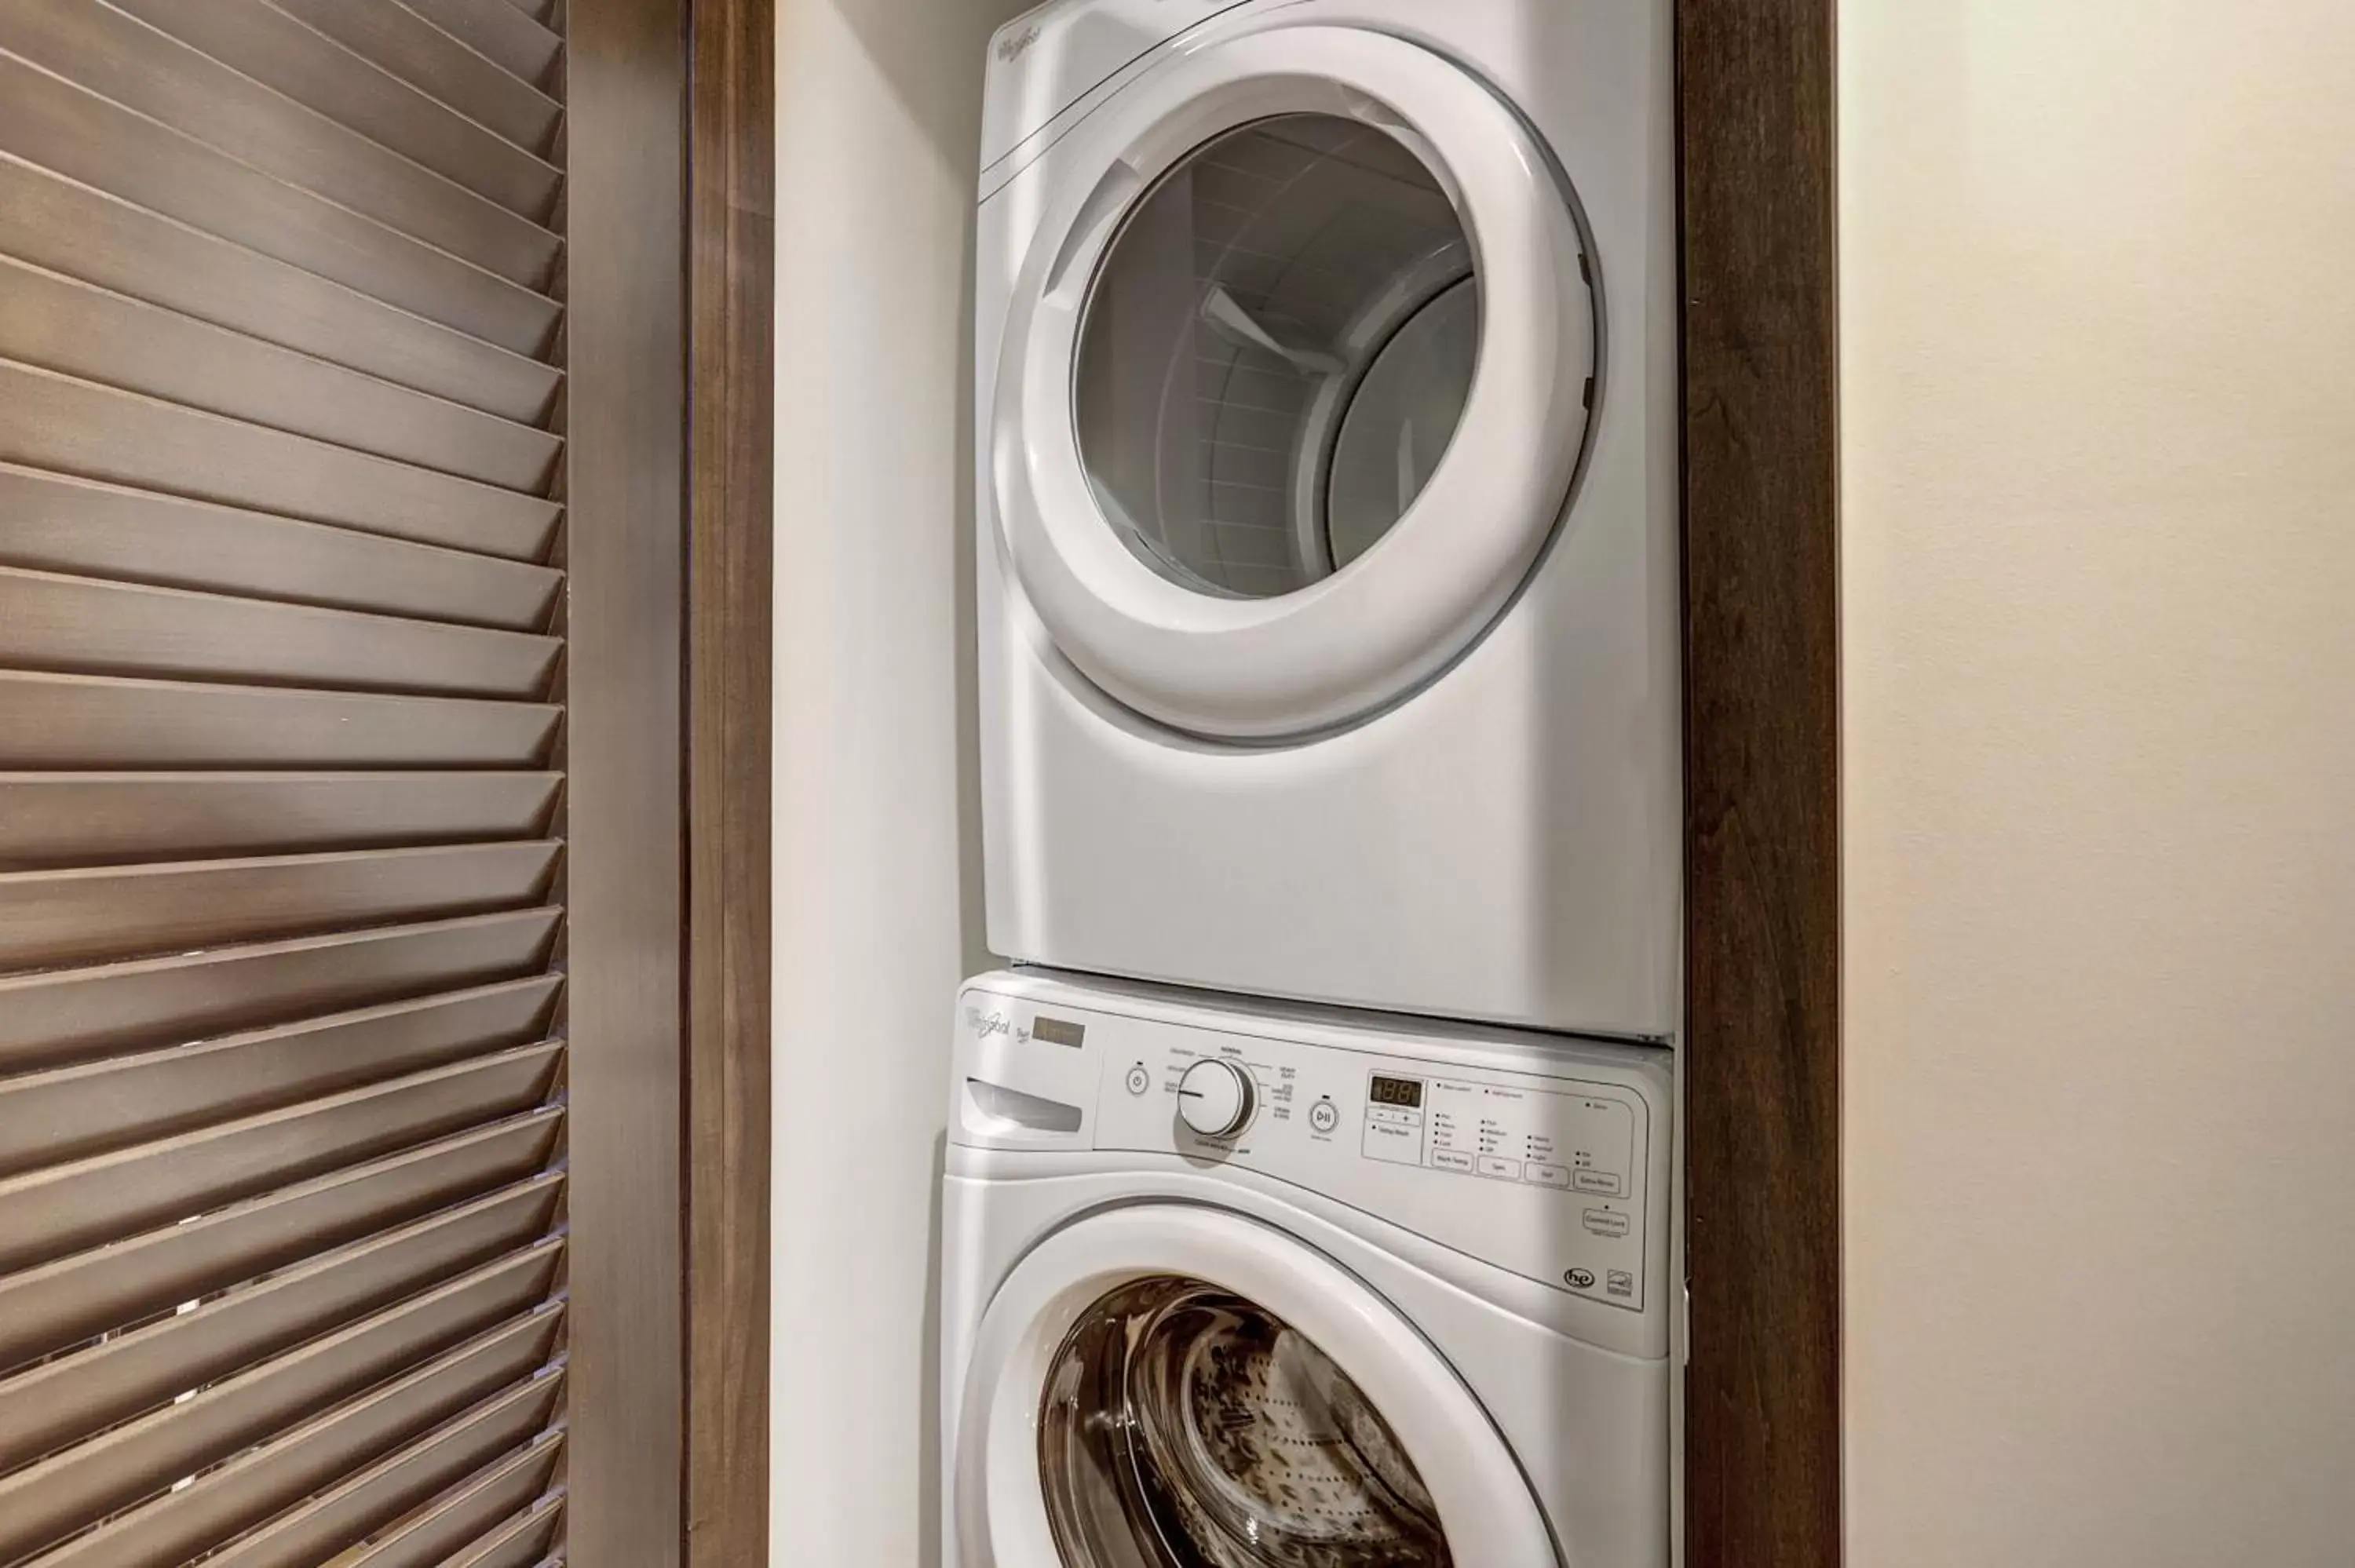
(0, 1252), (563, 1561)
(0, 150), (560, 421)
(0, 910), (561, 1074)
(0, 258), (560, 490)
(440, 1494), (568, 1568)
(0, 50), (562, 353)
(0, 363), (560, 560)
(0, 841), (563, 972)
(0, 0), (561, 288)
(198, 1371), (566, 1568)
(0, 1043), (564, 1274)
(0, 568), (561, 698)
(104, 0), (564, 222)
(0, 772), (561, 870)
(330, 1432), (566, 1568)
(18, 1304), (567, 1568)
(0, 983), (560, 1176)
(0, 672), (559, 771)
(0, 1179), (562, 1468)
(268, 0), (564, 155)
(0, 1125), (563, 1371)
(400, 0), (566, 87)
(0, 465), (560, 630)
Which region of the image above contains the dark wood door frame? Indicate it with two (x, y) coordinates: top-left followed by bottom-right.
(686, 1), (775, 1564)
(568, 0), (690, 1559)
(574, 2), (773, 1559)
(1678, 1), (1842, 1564)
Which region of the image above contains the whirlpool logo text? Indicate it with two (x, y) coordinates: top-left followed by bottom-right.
(995, 23), (1041, 63)
(965, 1006), (1029, 1046)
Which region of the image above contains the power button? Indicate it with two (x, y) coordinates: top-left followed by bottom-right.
(1124, 1064), (1151, 1096)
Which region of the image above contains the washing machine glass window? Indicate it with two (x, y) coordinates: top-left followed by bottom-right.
(1039, 1274), (1451, 1566)
(1075, 114), (1479, 600)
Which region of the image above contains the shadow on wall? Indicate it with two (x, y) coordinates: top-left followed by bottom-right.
(815, 0), (1020, 985)
(834, 0), (1020, 170)
(772, 5), (1038, 1568)
(827, 2), (1020, 1556)
(921, 1127), (951, 1568)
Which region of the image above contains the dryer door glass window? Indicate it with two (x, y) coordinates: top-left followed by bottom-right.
(1039, 1274), (1452, 1566)
(1075, 115), (1478, 600)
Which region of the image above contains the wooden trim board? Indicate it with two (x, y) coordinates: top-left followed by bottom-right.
(1677, 0), (1845, 1562)
(562, 1), (691, 1562)
(687, 0), (776, 1563)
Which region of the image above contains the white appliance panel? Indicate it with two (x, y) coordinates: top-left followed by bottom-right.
(940, 972), (1677, 1568)
(953, 973), (1673, 1319)
(974, 0), (1683, 1036)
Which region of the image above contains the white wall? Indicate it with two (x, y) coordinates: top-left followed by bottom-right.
(1841, 3), (2355, 1563)
(771, 2), (1027, 1563)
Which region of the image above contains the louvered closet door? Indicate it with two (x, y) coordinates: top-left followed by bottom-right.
(0, 1), (587, 1562)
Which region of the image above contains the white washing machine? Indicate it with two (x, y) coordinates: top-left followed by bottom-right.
(974, 0), (1681, 1037)
(941, 969), (1675, 1566)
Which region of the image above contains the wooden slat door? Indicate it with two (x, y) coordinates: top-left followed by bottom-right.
(0, 1), (686, 1562)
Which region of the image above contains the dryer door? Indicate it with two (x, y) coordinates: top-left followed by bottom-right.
(992, 24), (1594, 739)
(955, 1204), (1560, 1566)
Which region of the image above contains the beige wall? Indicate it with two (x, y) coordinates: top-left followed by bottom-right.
(771, 1), (1023, 1563)
(1841, 2), (2355, 1563)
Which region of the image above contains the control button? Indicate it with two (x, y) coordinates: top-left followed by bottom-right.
(1432, 1148), (1474, 1172)
(1309, 1099), (1339, 1134)
(1607, 1270), (1635, 1299)
(1124, 1064), (1151, 1097)
(1362, 1116), (1423, 1165)
(1176, 1057), (1256, 1139)
(1524, 1161), (1572, 1189)
(1572, 1169), (1624, 1196)
(1583, 1208), (1631, 1239)
(1477, 1155), (1518, 1180)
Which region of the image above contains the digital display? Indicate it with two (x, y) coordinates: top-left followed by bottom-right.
(1368, 1075), (1424, 1109)
(1031, 1016), (1087, 1049)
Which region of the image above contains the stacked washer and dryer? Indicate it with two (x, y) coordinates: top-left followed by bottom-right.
(944, 2), (1683, 1564)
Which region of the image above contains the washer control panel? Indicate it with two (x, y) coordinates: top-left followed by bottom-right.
(1356, 1070), (1638, 1203)
(952, 976), (1670, 1316)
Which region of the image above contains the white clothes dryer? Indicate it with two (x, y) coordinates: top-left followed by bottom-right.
(974, 0), (1682, 1037)
(941, 969), (1675, 1568)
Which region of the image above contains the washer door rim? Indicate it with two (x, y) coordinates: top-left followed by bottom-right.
(992, 24), (1595, 740)
(953, 1202), (1561, 1567)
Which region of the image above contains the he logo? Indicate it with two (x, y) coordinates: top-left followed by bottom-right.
(995, 23), (1041, 62)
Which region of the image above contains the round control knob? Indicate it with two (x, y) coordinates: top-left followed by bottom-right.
(1176, 1058), (1256, 1139)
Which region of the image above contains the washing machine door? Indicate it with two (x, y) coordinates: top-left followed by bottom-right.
(955, 1204), (1560, 1566)
(992, 24), (1595, 740)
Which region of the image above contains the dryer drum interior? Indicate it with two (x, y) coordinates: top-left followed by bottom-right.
(1039, 1274), (1454, 1566)
(1074, 114), (1481, 602)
